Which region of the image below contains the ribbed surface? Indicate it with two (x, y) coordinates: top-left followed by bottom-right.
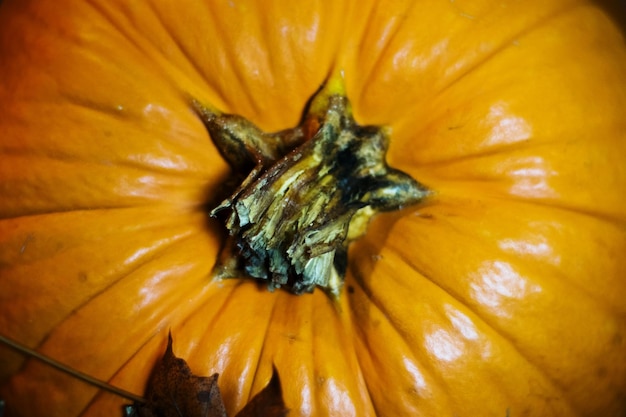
(1, 1), (625, 416)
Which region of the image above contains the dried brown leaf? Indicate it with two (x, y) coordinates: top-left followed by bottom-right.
(133, 333), (227, 417)
(128, 334), (287, 417)
(234, 367), (288, 417)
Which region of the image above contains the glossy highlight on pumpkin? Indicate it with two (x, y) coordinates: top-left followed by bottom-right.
(1, 0), (625, 416)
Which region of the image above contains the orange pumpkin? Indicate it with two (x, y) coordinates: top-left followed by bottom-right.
(1, 0), (626, 416)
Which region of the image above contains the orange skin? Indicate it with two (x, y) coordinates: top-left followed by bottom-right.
(1, 0), (625, 416)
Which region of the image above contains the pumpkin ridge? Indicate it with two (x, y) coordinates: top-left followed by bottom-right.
(4, 146), (216, 180)
(393, 205), (626, 314)
(348, 269), (441, 416)
(167, 281), (278, 414)
(22, 226), (201, 344)
(78, 0), (205, 108)
(242, 295), (280, 405)
(306, 291), (351, 415)
(379, 219), (623, 416)
(141, 0), (211, 84)
(351, 242), (580, 416)
(74, 335), (155, 415)
(351, 337), (383, 417)
(479, 194), (626, 225)
(395, 140), (538, 169)
(178, 283), (242, 349)
(81, 0), (154, 64)
(431, 0), (584, 101)
(200, 5), (266, 117)
(353, 0), (422, 107)
(146, 7), (230, 105)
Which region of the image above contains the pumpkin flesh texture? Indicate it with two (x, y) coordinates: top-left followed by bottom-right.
(0, 0), (625, 416)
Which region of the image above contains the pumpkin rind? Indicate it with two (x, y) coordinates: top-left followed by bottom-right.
(1, 0), (625, 416)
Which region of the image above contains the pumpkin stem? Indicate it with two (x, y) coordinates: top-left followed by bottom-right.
(193, 88), (428, 296)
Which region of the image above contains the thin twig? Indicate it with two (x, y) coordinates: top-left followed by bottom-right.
(0, 334), (146, 404)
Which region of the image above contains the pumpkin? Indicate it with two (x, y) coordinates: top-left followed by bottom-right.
(1, 0), (626, 415)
